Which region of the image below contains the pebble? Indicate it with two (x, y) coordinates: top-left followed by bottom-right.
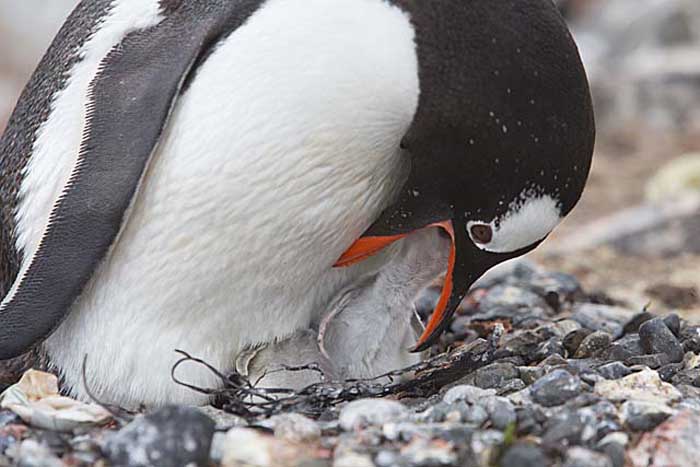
(663, 314), (681, 337)
(5, 440), (62, 467)
(533, 337), (566, 361)
(604, 335), (644, 361)
(470, 430), (504, 466)
(338, 399), (408, 431)
(563, 328), (592, 356)
(443, 385), (496, 405)
(221, 428), (303, 467)
(464, 362), (520, 389)
(401, 438), (458, 466)
(500, 443), (548, 467)
(564, 447), (613, 467)
(531, 369), (582, 407)
(575, 331), (613, 358)
(626, 353), (671, 369)
(595, 368), (683, 404)
(262, 413), (321, 443)
(551, 319), (582, 338)
(197, 406), (247, 431)
(621, 312), (654, 335)
(571, 304), (634, 336)
(104, 406), (215, 467)
(333, 439), (374, 467)
(518, 366), (545, 385)
(476, 284), (550, 311)
(462, 404), (489, 426)
(628, 411), (700, 467)
(597, 362), (633, 380)
(0, 412), (18, 428)
(479, 396), (516, 430)
(542, 411), (585, 446)
(639, 318), (684, 363)
(620, 400), (674, 431)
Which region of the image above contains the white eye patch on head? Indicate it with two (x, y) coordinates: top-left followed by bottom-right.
(467, 193), (562, 253)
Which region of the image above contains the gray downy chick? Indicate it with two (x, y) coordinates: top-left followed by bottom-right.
(241, 227), (449, 390)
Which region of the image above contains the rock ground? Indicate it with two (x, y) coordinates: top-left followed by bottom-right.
(2, 264), (700, 466)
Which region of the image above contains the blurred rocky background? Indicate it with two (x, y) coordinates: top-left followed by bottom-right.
(541, 0), (700, 318)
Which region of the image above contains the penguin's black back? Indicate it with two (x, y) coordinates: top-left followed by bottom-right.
(0, 1), (113, 297)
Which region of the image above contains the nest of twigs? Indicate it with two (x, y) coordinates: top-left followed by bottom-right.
(170, 325), (504, 421)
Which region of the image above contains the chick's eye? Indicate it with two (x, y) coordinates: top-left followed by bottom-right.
(470, 224), (493, 244)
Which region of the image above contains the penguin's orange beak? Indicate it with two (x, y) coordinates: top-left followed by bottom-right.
(334, 220), (456, 351)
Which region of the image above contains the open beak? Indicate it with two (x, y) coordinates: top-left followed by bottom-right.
(334, 219), (468, 353)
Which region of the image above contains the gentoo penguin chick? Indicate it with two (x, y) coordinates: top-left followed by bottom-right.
(318, 227), (449, 380)
(0, 0), (595, 406)
(244, 227), (446, 389)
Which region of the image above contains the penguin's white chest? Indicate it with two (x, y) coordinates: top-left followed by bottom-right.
(24, 0), (420, 406)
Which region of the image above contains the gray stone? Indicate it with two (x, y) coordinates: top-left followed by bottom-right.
(479, 396), (516, 430)
(621, 400), (674, 431)
(197, 406), (247, 431)
(626, 353), (671, 369)
(374, 450), (399, 467)
(595, 368), (682, 404)
(401, 438), (458, 466)
(639, 318), (684, 363)
(551, 319), (583, 338)
(515, 405), (546, 436)
(628, 411), (700, 467)
(500, 443), (548, 467)
(576, 401), (621, 445)
(622, 312), (654, 336)
(496, 378), (527, 395)
(0, 412), (18, 428)
(209, 432), (226, 465)
(477, 285), (550, 311)
(443, 385), (496, 405)
(542, 411), (585, 446)
(519, 366), (545, 385)
(417, 402), (452, 423)
(563, 328), (593, 356)
(571, 304), (635, 336)
(605, 335), (645, 361)
(533, 337), (566, 362)
(338, 399), (408, 431)
(263, 413), (321, 443)
(597, 362), (633, 380)
(531, 370), (582, 407)
(575, 331), (613, 358)
(462, 404), (489, 426)
(564, 447), (613, 467)
(663, 314), (681, 337)
(5, 440), (62, 467)
(104, 405), (215, 467)
(466, 362), (520, 389)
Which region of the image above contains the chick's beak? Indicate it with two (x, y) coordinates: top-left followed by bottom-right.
(334, 219), (471, 352)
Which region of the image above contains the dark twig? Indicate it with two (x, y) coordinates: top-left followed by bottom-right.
(81, 355), (136, 424)
(171, 326), (502, 420)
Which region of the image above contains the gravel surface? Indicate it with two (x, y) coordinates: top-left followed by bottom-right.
(1, 262), (699, 467)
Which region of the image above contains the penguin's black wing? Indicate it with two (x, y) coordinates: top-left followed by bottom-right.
(0, 2), (260, 359)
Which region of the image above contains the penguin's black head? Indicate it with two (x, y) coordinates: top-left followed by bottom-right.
(336, 0), (595, 350)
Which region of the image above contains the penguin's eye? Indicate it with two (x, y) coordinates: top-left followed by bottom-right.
(470, 224), (493, 244)
(399, 139), (408, 150)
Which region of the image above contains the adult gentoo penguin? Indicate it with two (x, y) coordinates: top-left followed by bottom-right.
(0, 0), (594, 406)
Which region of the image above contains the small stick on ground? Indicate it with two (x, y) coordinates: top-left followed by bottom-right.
(172, 325), (504, 420)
